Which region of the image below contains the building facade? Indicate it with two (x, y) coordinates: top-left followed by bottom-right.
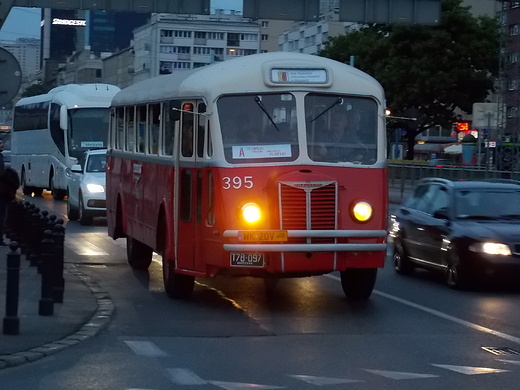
(0, 38), (40, 82)
(131, 11), (260, 83)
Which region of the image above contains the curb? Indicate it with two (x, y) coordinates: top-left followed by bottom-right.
(0, 264), (114, 370)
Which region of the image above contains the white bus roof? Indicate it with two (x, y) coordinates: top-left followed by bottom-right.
(111, 52), (385, 106)
(16, 83), (121, 109)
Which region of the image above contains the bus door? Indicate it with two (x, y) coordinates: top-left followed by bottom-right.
(176, 101), (206, 271)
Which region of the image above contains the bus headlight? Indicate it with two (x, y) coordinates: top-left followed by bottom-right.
(86, 183), (105, 193)
(352, 201), (373, 222)
(241, 203), (261, 224)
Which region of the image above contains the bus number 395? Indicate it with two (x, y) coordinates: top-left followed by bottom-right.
(222, 176), (253, 189)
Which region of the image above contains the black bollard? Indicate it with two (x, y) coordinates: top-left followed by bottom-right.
(7, 200), (19, 242)
(51, 224), (65, 303)
(19, 202), (32, 255)
(29, 207), (41, 271)
(38, 230), (55, 316)
(3, 242), (21, 335)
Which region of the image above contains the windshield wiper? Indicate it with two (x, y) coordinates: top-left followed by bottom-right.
(310, 97), (343, 123)
(255, 96), (280, 132)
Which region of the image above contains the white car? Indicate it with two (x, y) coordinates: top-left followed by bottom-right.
(66, 149), (107, 225)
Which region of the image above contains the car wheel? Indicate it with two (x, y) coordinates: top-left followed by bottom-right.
(340, 268), (377, 300)
(444, 250), (468, 289)
(393, 240), (414, 275)
(78, 195), (93, 226)
(126, 237), (153, 270)
(66, 192), (79, 221)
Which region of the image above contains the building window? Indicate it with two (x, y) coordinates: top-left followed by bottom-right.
(508, 79), (518, 90)
(207, 32), (224, 40)
(174, 30), (192, 38)
(227, 33), (240, 46)
(241, 33), (258, 41)
(194, 31), (207, 39)
(510, 24), (519, 36)
(161, 29), (173, 37)
(512, 1), (520, 8)
(510, 52), (518, 63)
(261, 34), (269, 41)
(261, 21), (269, 27)
(507, 106), (518, 118)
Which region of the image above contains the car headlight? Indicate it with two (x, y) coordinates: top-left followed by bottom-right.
(469, 242), (511, 256)
(241, 203), (261, 224)
(352, 201), (373, 222)
(86, 183), (105, 193)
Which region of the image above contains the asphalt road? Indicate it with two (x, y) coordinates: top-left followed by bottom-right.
(2, 192), (520, 390)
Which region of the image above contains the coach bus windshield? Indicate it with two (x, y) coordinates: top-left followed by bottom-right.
(305, 94), (378, 165)
(218, 93), (299, 164)
(67, 108), (110, 159)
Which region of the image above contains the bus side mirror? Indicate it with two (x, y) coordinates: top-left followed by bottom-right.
(170, 100), (181, 121)
(60, 105), (68, 131)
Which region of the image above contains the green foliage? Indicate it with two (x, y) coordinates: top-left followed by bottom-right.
(21, 83), (48, 98)
(319, 0), (500, 159)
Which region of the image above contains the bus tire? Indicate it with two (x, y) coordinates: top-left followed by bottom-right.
(163, 262), (195, 300)
(21, 169), (33, 195)
(78, 195), (93, 225)
(50, 175), (65, 201)
(127, 237), (152, 270)
(32, 188), (43, 196)
(340, 268), (377, 300)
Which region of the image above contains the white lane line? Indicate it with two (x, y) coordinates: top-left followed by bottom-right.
(207, 381), (285, 389)
(497, 359), (520, 365)
(166, 368), (207, 385)
(324, 274), (520, 345)
(364, 369), (438, 380)
(289, 374), (363, 385)
(124, 341), (169, 357)
(431, 364), (509, 375)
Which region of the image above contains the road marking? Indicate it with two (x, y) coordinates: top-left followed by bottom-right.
(166, 368), (207, 385)
(123, 341), (168, 357)
(364, 369), (438, 380)
(207, 381), (284, 390)
(431, 364), (509, 375)
(65, 239), (109, 255)
(289, 374), (363, 385)
(324, 274), (520, 345)
(497, 359), (520, 365)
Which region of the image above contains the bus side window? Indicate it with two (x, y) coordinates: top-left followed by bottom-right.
(181, 103), (194, 158)
(137, 105), (146, 153)
(148, 104), (160, 155)
(115, 107), (124, 150)
(125, 106), (135, 152)
(50, 103), (65, 155)
(197, 103), (206, 158)
(162, 106), (175, 156)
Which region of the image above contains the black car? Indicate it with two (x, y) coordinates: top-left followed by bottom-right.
(390, 178), (520, 288)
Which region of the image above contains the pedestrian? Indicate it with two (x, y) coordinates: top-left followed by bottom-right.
(0, 140), (20, 245)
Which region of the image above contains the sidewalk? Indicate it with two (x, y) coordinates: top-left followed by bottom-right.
(0, 241), (114, 369)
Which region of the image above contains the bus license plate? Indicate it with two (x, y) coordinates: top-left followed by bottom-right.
(230, 253), (265, 267)
(238, 230), (288, 242)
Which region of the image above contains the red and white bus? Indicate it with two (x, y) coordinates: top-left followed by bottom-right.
(107, 52), (388, 300)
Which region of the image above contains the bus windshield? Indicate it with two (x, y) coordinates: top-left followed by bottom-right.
(68, 108), (110, 159)
(306, 94), (378, 164)
(218, 93), (299, 163)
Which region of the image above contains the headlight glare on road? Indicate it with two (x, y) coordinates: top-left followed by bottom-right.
(86, 183), (104, 193)
(469, 242), (511, 256)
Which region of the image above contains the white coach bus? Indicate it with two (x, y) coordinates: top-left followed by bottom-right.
(12, 84), (120, 199)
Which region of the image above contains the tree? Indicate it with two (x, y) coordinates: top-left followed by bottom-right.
(319, 0), (500, 159)
(21, 83), (48, 98)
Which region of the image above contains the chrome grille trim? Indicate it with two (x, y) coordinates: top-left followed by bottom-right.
(223, 230), (387, 238)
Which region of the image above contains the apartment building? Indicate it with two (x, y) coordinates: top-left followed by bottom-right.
(131, 11), (260, 83)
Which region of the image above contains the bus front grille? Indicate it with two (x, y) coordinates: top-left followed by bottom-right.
(279, 182), (337, 236)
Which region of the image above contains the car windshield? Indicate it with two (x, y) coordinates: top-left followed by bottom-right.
(86, 154), (106, 173)
(456, 189), (520, 219)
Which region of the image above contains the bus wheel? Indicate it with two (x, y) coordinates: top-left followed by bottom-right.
(21, 170), (33, 195)
(50, 176), (65, 201)
(127, 237), (152, 270)
(78, 195), (93, 225)
(32, 188), (43, 196)
(340, 268), (377, 300)
(162, 256), (194, 299)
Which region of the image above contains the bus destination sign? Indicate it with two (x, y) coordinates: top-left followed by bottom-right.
(270, 68), (327, 84)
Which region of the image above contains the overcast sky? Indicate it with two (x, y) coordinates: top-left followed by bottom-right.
(0, 0), (244, 41)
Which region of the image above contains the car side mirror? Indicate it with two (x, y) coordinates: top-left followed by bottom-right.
(433, 209), (449, 220)
(71, 164), (82, 173)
